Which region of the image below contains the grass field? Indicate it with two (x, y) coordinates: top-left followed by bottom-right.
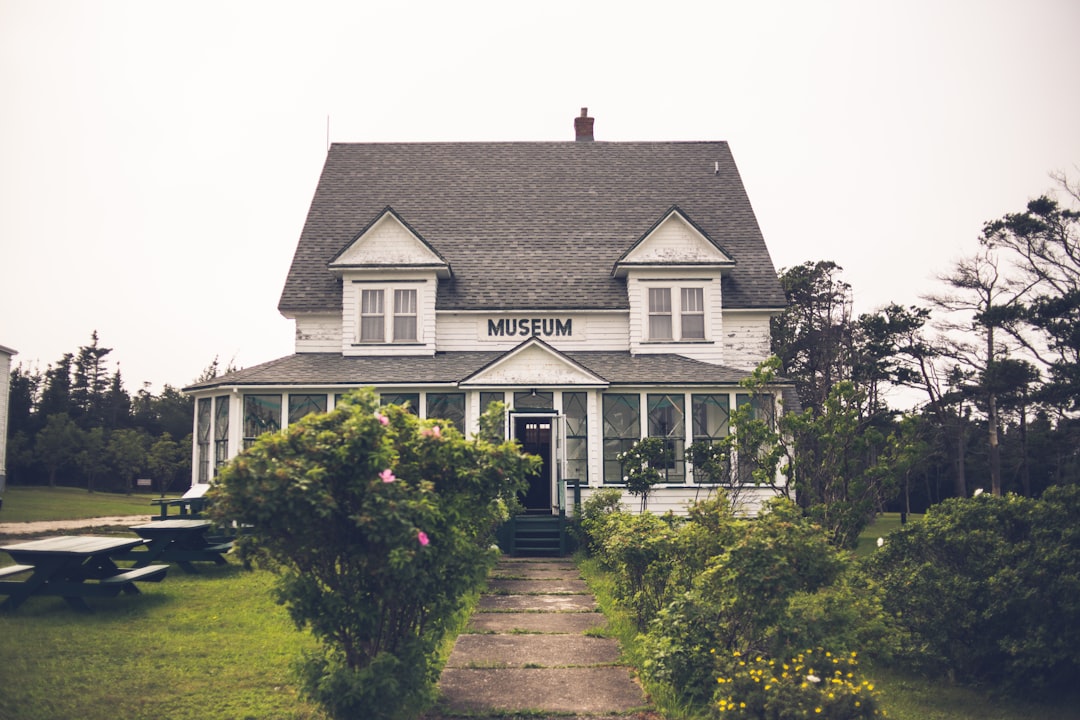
(0, 486), (176, 523)
(0, 559), (325, 720)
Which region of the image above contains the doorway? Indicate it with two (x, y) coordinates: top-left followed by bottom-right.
(514, 415), (553, 513)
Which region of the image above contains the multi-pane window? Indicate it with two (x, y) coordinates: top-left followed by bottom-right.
(243, 394), (282, 449)
(288, 394), (327, 424)
(393, 289), (418, 341)
(691, 394), (731, 483)
(603, 394), (640, 483)
(360, 289), (385, 342)
(681, 287), (705, 339)
(213, 396), (229, 475)
(563, 392), (589, 484)
(427, 393), (465, 433)
(648, 394), (685, 483)
(648, 288), (673, 340)
(197, 398), (211, 483)
(646, 286), (707, 341)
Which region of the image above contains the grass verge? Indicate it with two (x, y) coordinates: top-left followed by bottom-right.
(0, 486), (175, 523)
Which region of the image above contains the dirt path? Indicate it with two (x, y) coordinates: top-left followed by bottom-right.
(0, 515), (153, 536)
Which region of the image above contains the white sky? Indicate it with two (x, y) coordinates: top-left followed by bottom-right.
(2, 0), (1079, 392)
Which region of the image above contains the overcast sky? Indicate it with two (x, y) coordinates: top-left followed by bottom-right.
(2, 0), (1078, 393)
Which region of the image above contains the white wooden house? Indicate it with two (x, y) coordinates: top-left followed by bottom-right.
(185, 110), (794, 517)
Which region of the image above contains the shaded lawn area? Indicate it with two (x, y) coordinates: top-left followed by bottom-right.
(0, 486), (176, 523)
(854, 511), (923, 557)
(0, 554), (325, 720)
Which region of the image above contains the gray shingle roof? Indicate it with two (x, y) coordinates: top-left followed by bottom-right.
(184, 352), (764, 392)
(279, 141), (786, 314)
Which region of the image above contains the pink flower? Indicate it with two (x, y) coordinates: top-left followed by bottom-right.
(422, 425), (442, 439)
(379, 468), (396, 483)
(374, 412), (389, 426)
(417, 531), (430, 546)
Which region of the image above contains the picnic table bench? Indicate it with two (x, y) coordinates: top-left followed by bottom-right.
(151, 483), (211, 520)
(0, 536), (169, 611)
(123, 519), (233, 573)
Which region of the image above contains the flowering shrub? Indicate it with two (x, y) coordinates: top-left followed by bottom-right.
(211, 389), (535, 720)
(713, 648), (882, 719)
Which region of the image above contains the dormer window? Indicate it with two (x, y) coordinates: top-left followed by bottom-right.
(646, 285), (708, 342)
(357, 286), (423, 344)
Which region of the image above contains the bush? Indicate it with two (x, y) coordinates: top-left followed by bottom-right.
(211, 389), (535, 719)
(576, 487), (626, 556)
(862, 485), (1080, 695)
(712, 648), (882, 720)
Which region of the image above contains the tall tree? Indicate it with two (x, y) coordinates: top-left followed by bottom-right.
(71, 331), (113, 426)
(35, 414), (84, 488)
(925, 248), (1028, 496)
(981, 174), (1080, 410)
(772, 261), (854, 414)
(38, 353), (73, 419)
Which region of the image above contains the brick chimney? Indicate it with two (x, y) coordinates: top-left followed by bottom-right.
(574, 107), (594, 142)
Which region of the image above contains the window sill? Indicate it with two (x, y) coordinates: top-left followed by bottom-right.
(351, 342), (426, 347)
(640, 339), (714, 345)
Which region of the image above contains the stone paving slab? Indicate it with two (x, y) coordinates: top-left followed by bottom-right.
(486, 578), (590, 594)
(437, 667), (647, 714)
(466, 611), (606, 634)
(491, 565), (582, 579)
(478, 593), (597, 612)
(447, 634), (621, 668)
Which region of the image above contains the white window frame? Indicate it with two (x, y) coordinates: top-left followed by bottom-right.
(645, 284), (709, 342)
(355, 283), (425, 344)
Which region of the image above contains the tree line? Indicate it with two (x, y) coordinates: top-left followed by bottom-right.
(771, 173), (1080, 516)
(4, 332), (229, 494)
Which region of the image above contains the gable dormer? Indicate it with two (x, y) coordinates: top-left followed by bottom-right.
(614, 207), (733, 364)
(329, 208), (450, 356)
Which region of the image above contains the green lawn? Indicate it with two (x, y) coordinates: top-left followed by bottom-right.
(0, 557), (325, 720)
(854, 511), (923, 557)
(0, 486), (176, 523)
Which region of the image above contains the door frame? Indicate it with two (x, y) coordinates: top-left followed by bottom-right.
(511, 412), (558, 514)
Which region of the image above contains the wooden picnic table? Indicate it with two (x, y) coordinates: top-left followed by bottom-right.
(0, 535), (169, 611)
(125, 519), (232, 573)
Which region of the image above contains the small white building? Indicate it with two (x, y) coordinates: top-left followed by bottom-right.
(0, 344), (16, 495)
(185, 111), (794, 516)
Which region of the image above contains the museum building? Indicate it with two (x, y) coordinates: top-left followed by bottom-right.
(184, 110), (794, 516)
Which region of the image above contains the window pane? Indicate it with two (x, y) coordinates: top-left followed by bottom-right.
(648, 287), (673, 340)
(214, 396), (229, 473)
(692, 394), (730, 439)
(480, 392), (505, 437)
(648, 394), (685, 482)
(564, 392), (588, 484)
(648, 288), (671, 312)
(514, 390), (553, 410)
(649, 314), (673, 340)
(603, 394), (639, 483)
(288, 394), (327, 424)
(360, 289), (385, 341)
(427, 393), (465, 433)
(682, 314), (705, 339)
(681, 288), (705, 339)
(197, 398), (211, 483)
(393, 289), (417, 341)
(381, 392), (420, 414)
(243, 394), (281, 449)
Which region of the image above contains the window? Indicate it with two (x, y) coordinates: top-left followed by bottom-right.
(427, 393), (465, 433)
(243, 394), (282, 449)
(646, 285), (708, 341)
(648, 394), (685, 483)
(564, 392), (588, 484)
(603, 394), (640, 483)
(213, 396), (229, 475)
(514, 390), (553, 410)
(197, 398), (211, 483)
(381, 392), (419, 414)
(681, 287), (705, 339)
(691, 394), (731, 484)
(480, 392), (505, 437)
(393, 289), (418, 341)
(288, 394), (327, 424)
(735, 393), (775, 484)
(648, 288), (673, 340)
(360, 289), (385, 342)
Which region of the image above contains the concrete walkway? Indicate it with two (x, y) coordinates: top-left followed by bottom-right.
(429, 557), (655, 720)
(0, 515), (153, 536)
